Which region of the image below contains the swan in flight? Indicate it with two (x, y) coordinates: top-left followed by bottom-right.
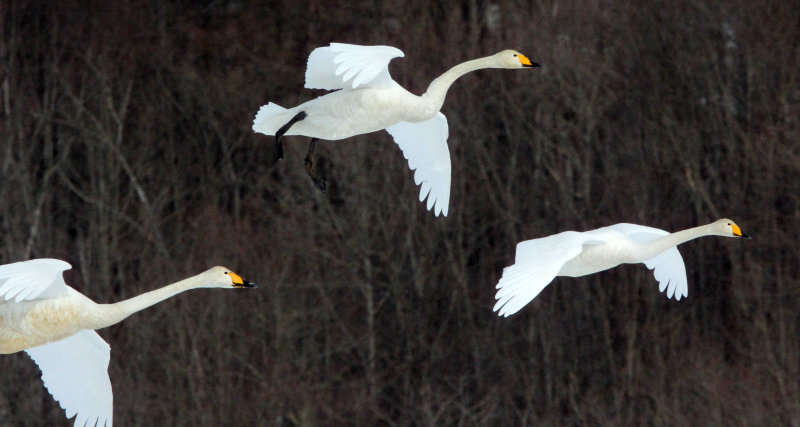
(494, 219), (750, 317)
(252, 43), (540, 216)
(0, 258), (256, 426)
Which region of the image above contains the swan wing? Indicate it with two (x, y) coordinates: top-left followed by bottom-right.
(607, 223), (688, 300)
(494, 231), (588, 316)
(386, 112), (451, 216)
(644, 247), (688, 300)
(305, 43), (404, 90)
(26, 330), (113, 427)
(0, 258), (72, 302)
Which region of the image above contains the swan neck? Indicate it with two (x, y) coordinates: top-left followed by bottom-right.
(93, 275), (205, 329)
(639, 224), (712, 260)
(423, 56), (495, 110)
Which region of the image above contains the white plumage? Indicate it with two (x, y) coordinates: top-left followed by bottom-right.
(26, 331), (113, 427)
(0, 259), (256, 426)
(386, 113), (451, 215)
(253, 43), (539, 216)
(305, 43), (403, 90)
(494, 218), (750, 317)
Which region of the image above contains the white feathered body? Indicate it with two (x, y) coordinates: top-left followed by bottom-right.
(0, 289), (95, 354)
(556, 228), (640, 277)
(254, 84), (438, 140)
(1, 259), (254, 427)
(252, 43), (538, 217)
(492, 222), (727, 317)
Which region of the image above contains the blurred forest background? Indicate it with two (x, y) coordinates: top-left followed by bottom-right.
(1, 0), (798, 425)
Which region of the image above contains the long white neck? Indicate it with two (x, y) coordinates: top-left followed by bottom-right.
(635, 224), (714, 261)
(91, 273), (210, 329)
(422, 56), (498, 112)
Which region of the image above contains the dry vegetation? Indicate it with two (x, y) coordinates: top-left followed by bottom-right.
(1, 0), (798, 425)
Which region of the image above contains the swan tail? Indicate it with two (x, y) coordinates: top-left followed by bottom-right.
(252, 102), (292, 136)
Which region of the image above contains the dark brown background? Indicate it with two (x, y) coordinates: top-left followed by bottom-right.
(1, 0), (798, 425)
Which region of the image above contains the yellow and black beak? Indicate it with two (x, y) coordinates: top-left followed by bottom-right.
(229, 272), (258, 288)
(732, 224), (751, 239)
(518, 54), (541, 68)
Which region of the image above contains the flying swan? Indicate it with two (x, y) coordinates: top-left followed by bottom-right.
(494, 219), (750, 317)
(252, 42), (540, 216)
(0, 258), (256, 426)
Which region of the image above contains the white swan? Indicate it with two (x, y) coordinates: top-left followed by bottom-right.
(494, 219), (750, 317)
(252, 42), (540, 216)
(0, 258), (256, 426)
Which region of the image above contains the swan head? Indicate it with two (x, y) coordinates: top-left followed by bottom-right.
(712, 218), (751, 239)
(206, 266), (257, 288)
(493, 50), (541, 69)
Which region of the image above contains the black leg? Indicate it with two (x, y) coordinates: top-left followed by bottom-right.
(304, 138), (327, 193)
(273, 111), (307, 161)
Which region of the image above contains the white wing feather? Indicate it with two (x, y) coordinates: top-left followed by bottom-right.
(386, 113), (451, 216)
(607, 223), (688, 300)
(26, 330), (113, 427)
(645, 248), (688, 300)
(305, 43), (404, 90)
(493, 263), (564, 317)
(494, 231), (588, 316)
(512, 231), (585, 264)
(0, 258), (72, 302)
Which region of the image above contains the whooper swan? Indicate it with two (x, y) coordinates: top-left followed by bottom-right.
(494, 219), (750, 317)
(0, 258), (256, 426)
(252, 43), (540, 216)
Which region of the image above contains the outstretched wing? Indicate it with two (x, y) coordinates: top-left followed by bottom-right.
(386, 113), (451, 217)
(26, 330), (113, 427)
(305, 43), (404, 90)
(494, 231), (589, 316)
(607, 223), (688, 300)
(0, 258), (72, 302)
